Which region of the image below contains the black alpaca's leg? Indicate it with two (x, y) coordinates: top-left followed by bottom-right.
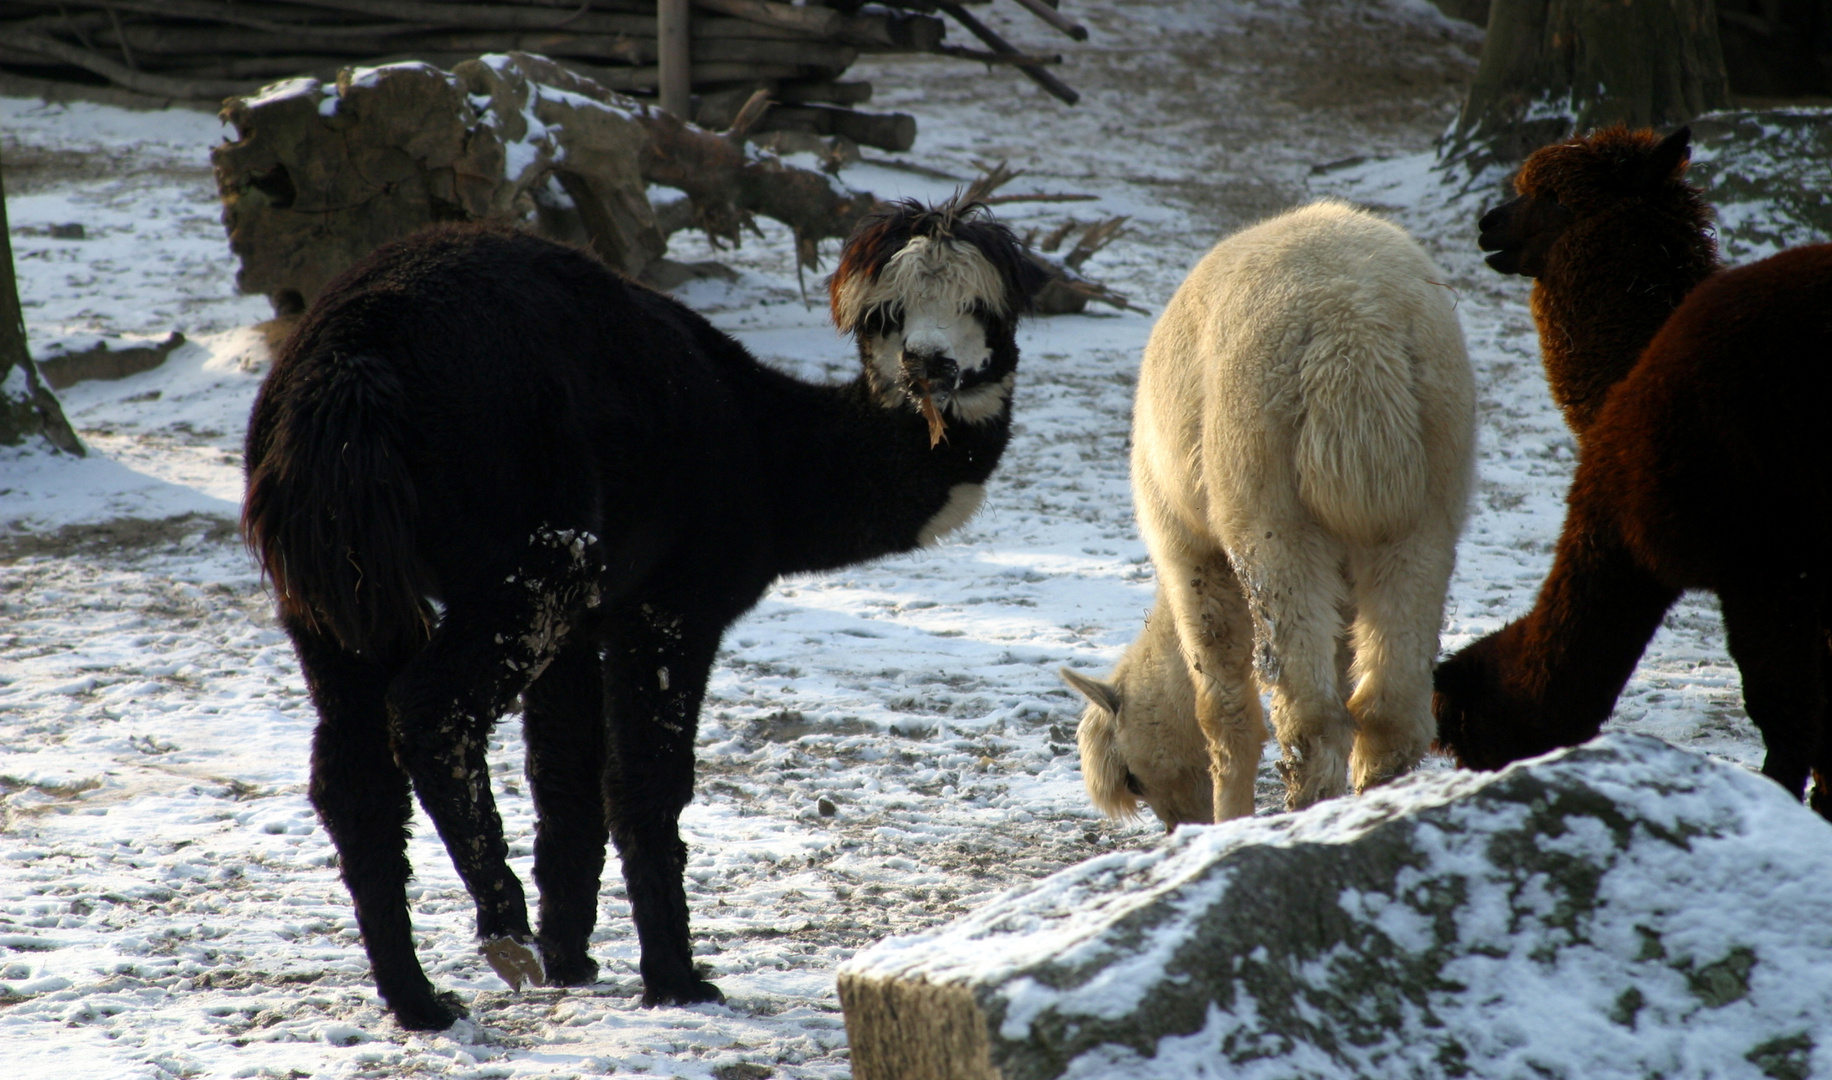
(523, 637), (609, 985)
(387, 528), (604, 988)
(289, 618), (465, 1030)
(1719, 585), (1827, 801)
(603, 604), (723, 1006)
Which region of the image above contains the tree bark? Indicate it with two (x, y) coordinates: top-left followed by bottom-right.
(1444, 0), (1729, 171)
(0, 144), (83, 455)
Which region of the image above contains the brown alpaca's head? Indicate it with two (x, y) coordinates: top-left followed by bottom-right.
(1431, 627), (1565, 772)
(1477, 126), (1707, 278)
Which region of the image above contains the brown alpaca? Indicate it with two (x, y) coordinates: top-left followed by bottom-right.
(1478, 126), (1720, 436)
(1434, 240), (1832, 816)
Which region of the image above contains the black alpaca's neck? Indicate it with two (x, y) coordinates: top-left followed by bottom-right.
(749, 361), (1016, 578)
(1534, 206), (1719, 435)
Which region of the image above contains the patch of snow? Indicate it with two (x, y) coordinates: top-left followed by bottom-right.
(242, 77), (323, 112)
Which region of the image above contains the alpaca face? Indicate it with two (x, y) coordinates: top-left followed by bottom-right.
(847, 236), (1013, 421)
(1431, 629), (1557, 771)
(1480, 125), (1699, 280)
(831, 200), (1040, 426)
(1477, 192), (1573, 278)
(1062, 658), (1213, 831)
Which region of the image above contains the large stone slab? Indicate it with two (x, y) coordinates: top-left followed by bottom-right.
(838, 734), (1832, 1080)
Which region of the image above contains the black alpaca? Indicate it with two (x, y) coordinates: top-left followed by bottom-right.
(243, 203), (1043, 1029)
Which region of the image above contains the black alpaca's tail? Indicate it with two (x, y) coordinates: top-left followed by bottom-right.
(243, 351), (432, 656)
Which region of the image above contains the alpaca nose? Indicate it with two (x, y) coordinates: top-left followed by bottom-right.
(904, 351), (961, 392)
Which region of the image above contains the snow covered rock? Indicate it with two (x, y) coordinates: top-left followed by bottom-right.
(838, 734), (1832, 1080)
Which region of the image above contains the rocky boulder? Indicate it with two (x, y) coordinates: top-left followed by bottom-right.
(839, 734), (1832, 1080)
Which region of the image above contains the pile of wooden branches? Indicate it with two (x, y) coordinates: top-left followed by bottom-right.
(0, 1), (1090, 147)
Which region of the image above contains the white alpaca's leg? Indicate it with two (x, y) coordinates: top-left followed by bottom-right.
(1154, 546), (1266, 821)
(1335, 597), (1357, 701)
(1344, 528), (1458, 791)
(1232, 524), (1353, 810)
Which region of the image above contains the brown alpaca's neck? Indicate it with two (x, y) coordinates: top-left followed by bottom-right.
(1530, 207), (1719, 436)
(1505, 502), (1682, 741)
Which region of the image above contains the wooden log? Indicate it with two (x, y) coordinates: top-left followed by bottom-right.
(79, 24), (619, 60)
(658, 0), (691, 118)
(775, 79), (872, 105)
(690, 85), (772, 129)
(692, 37), (855, 67)
(81, 22), (423, 55)
(1011, 0), (1087, 41)
(936, 45), (1061, 65)
(935, 1), (1077, 104)
(5, 31), (250, 97)
(141, 0), (661, 34)
(839, 11), (946, 51)
(758, 103), (915, 152)
(981, 191), (1096, 204)
(78, 27), (857, 70)
(71, 14), (910, 57)
(690, 0), (840, 37)
(157, 52), (481, 81)
(7, 0), (408, 32)
(562, 58), (804, 90)
(36, 332), (186, 391)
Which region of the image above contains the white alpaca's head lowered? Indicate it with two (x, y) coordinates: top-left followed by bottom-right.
(1062, 605), (1215, 831)
(831, 200), (1043, 428)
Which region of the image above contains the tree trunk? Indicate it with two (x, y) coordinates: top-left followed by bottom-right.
(1444, 0), (1730, 172)
(0, 145), (83, 456)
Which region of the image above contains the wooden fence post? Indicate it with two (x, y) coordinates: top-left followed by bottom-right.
(658, 0), (691, 119)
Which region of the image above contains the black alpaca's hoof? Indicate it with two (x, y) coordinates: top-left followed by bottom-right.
(540, 946), (600, 987)
(390, 989), (469, 1031)
(641, 975), (724, 1007)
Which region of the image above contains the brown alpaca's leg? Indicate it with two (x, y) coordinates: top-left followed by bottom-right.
(1719, 584), (1827, 802)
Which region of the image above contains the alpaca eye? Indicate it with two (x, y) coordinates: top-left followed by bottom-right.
(864, 303), (903, 337)
(1124, 772), (1145, 797)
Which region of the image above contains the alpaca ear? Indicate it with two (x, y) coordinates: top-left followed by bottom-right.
(1060, 666), (1122, 715)
(1633, 126), (1692, 190)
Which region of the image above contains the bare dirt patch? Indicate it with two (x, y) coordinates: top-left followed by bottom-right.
(0, 512), (236, 563)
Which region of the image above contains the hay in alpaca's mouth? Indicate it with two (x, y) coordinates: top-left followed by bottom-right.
(916, 381), (948, 448)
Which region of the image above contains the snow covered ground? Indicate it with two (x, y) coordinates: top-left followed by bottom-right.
(0, 1), (1801, 1077)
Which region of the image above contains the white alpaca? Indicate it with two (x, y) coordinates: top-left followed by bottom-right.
(1063, 201), (1476, 826)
